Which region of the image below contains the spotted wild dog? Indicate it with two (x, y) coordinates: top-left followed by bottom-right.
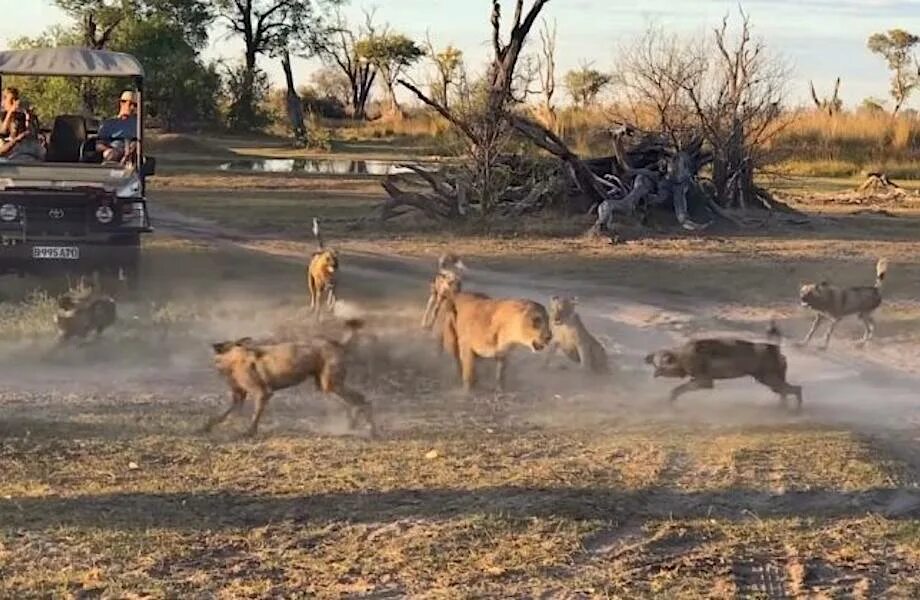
(799, 258), (888, 349)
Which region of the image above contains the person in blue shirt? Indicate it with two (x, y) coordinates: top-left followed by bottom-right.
(96, 90), (138, 164)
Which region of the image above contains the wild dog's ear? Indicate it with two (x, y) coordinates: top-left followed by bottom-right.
(212, 341), (234, 354)
(644, 352), (656, 365)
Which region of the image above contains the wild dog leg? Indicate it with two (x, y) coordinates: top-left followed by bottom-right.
(543, 341), (558, 368)
(800, 314), (824, 345)
(669, 378), (713, 404)
(421, 292), (438, 328)
(308, 274), (318, 312)
(326, 287), (336, 311)
(857, 313), (875, 345)
(203, 387), (246, 432)
(755, 374), (803, 412)
(245, 388), (272, 437)
(820, 318), (840, 350)
(333, 387), (376, 437)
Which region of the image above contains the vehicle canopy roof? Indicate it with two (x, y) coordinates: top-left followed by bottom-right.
(0, 47), (144, 78)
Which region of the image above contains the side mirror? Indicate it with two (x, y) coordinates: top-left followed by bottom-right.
(141, 156), (156, 177)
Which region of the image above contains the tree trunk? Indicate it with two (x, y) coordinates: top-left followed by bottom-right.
(281, 51), (307, 147)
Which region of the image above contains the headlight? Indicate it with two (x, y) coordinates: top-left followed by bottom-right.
(0, 204), (17, 221)
(115, 180), (141, 198)
(96, 205), (114, 224)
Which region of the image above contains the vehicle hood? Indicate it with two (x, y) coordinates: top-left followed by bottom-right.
(0, 163), (138, 193)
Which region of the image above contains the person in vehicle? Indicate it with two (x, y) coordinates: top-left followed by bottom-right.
(96, 90), (138, 164)
(0, 87), (21, 137)
(0, 111), (45, 162)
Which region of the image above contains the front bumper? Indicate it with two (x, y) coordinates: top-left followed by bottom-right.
(0, 238), (142, 274)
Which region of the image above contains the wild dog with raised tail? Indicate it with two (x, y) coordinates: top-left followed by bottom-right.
(644, 324), (802, 410)
(545, 296), (609, 374)
(206, 319), (374, 437)
(307, 217), (339, 317)
(421, 252), (466, 329)
(799, 258), (888, 349)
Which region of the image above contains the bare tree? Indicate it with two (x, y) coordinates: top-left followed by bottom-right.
(810, 78), (842, 116)
(317, 9), (377, 119)
(391, 0), (552, 216)
(684, 11), (788, 209)
(535, 18), (557, 129)
(611, 26), (705, 146)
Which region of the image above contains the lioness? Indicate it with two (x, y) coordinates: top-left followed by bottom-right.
(645, 328), (802, 410)
(307, 217), (338, 316)
(421, 253), (466, 329)
(546, 296), (609, 374)
(206, 319), (374, 437)
(441, 291), (552, 392)
(799, 258), (888, 348)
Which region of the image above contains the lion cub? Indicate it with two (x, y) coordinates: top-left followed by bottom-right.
(546, 296), (609, 374)
(307, 217), (338, 316)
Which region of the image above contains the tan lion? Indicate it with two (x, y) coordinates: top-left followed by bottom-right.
(440, 291), (553, 392)
(545, 296), (610, 374)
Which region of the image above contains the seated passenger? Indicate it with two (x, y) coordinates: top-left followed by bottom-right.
(96, 90), (138, 165)
(0, 87), (21, 137)
(0, 111), (45, 162)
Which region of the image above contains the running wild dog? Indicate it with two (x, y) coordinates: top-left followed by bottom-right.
(799, 258), (888, 348)
(307, 217), (339, 316)
(54, 274), (117, 341)
(206, 319), (374, 437)
(645, 325), (802, 410)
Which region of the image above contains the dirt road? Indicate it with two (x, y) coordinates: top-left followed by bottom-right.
(153, 203), (920, 436)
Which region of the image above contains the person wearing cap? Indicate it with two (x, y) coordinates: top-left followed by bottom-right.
(96, 90), (139, 164)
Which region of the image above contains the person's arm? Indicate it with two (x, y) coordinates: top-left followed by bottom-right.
(0, 112), (11, 137)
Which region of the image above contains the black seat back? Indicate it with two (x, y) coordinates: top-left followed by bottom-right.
(46, 115), (87, 163)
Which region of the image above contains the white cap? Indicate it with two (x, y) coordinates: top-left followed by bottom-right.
(120, 90), (137, 103)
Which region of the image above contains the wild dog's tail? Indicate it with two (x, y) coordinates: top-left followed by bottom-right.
(875, 258), (888, 288)
(312, 217), (324, 250)
(766, 320), (782, 345)
(340, 318), (365, 346)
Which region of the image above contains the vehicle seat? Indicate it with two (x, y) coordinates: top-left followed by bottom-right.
(46, 115), (87, 163)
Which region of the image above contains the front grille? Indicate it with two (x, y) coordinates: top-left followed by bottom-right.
(0, 189), (117, 237)
(24, 203), (89, 235)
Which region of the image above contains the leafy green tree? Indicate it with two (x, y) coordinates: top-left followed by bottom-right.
(214, 0), (341, 131)
(867, 29), (920, 115)
(357, 32), (425, 115)
(563, 65), (610, 107)
(113, 16), (221, 130)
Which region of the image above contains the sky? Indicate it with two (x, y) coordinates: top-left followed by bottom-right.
(2, 0), (920, 110)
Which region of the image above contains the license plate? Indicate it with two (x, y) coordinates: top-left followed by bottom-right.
(32, 246), (80, 260)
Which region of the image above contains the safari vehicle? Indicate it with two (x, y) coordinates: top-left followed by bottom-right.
(0, 48), (154, 283)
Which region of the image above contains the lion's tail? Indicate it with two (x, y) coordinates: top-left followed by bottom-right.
(875, 258), (888, 289)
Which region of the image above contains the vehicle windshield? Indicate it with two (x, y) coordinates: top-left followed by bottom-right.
(0, 75), (141, 168)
